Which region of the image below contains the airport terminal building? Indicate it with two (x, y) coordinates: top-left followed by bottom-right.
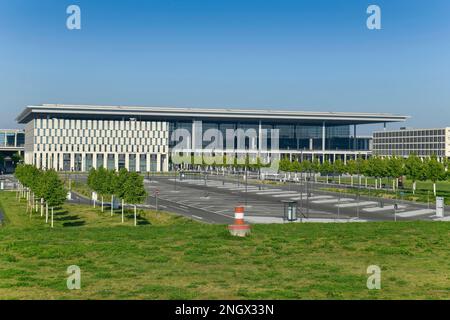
(16, 104), (408, 172)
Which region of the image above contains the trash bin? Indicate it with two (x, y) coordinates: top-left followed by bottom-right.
(282, 200), (298, 222)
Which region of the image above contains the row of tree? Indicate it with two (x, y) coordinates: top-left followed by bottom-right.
(14, 164), (67, 227)
(87, 167), (147, 225)
(278, 154), (447, 196)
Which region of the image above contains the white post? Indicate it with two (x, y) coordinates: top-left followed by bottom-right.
(101, 196), (104, 212)
(51, 207), (54, 228)
(134, 205), (137, 226)
(121, 199), (124, 223)
(45, 203), (49, 223)
(111, 195), (114, 216)
(41, 198), (44, 217)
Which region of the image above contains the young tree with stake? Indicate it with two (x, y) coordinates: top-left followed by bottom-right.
(123, 172), (147, 226)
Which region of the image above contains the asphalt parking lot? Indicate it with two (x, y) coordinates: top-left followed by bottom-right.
(144, 175), (448, 224)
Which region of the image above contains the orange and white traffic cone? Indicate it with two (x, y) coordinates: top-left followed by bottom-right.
(228, 205), (251, 237)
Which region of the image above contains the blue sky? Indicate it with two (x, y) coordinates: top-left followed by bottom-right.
(0, 0), (449, 133)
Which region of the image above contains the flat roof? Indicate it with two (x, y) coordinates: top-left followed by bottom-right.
(17, 104), (409, 125)
(374, 127), (449, 133)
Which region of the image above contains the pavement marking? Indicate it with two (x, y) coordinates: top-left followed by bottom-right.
(312, 198), (354, 204)
(289, 195), (312, 200)
(249, 189), (281, 193)
(307, 195), (334, 200)
(363, 205), (407, 212)
(396, 209), (435, 218)
(214, 209), (231, 213)
(191, 215), (204, 220)
(256, 190), (297, 195)
(272, 193), (305, 198)
(335, 201), (378, 208)
(201, 205), (217, 210)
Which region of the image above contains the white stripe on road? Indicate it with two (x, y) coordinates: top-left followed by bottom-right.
(272, 193), (304, 198)
(335, 201), (378, 208)
(363, 205), (406, 212)
(256, 191), (297, 195)
(396, 209), (435, 218)
(191, 215), (204, 220)
(307, 195), (333, 200)
(312, 198), (353, 204)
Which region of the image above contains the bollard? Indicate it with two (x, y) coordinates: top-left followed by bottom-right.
(228, 206), (251, 237)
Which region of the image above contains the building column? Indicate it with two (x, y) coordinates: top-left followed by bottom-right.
(163, 154), (169, 172)
(258, 120), (262, 151)
(136, 154), (141, 172)
(93, 153), (97, 169)
(70, 153), (75, 171)
(125, 154), (130, 171)
(114, 154), (119, 171)
(81, 154), (86, 172)
(157, 154), (161, 172)
(146, 153), (151, 172)
(322, 121), (326, 152)
(353, 124), (357, 150)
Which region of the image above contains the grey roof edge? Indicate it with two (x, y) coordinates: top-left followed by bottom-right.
(16, 104), (410, 124)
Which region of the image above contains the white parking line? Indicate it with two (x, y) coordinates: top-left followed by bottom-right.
(363, 205), (406, 212)
(312, 198), (353, 204)
(256, 191), (296, 195)
(307, 195), (333, 200)
(396, 209), (435, 218)
(335, 201), (378, 208)
(272, 193), (304, 198)
(191, 215), (204, 220)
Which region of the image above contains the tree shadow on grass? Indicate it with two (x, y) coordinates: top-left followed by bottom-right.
(53, 208), (86, 227)
(124, 211), (151, 226)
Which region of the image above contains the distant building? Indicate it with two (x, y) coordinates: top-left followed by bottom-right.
(16, 104), (408, 172)
(372, 127), (450, 159)
(0, 129), (25, 173)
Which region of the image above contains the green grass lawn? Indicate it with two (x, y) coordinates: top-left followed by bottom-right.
(1, 191), (450, 300)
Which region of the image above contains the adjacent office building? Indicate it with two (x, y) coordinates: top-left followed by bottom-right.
(16, 104), (408, 172)
(373, 127), (450, 159)
(0, 129), (25, 173)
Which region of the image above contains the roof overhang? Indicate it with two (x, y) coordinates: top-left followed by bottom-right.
(16, 104), (410, 125)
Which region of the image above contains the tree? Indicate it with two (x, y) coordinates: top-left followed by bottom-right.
(346, 160), (357, 186)
(42, 170), (67, 207)
(367, 157), (387, 189)
(114, 168), (129, 222)
(404, 154), (424, 195)
(387, 157), (404, 191)
(93, 167), (111, 212)
(279, 158), (292, 172)
(11, 152), (23, 166)
(41, 170), (67, 228)
(319, 161), (333, 183)
(333, 159), (345, 184)
(291, 160), (302, 173)
(424, 155), (445, 196)
(123, 172), (148, 226)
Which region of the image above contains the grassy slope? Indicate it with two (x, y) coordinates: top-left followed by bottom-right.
(1, 191), (450, 300)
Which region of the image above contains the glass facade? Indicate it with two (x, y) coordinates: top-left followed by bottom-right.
(168, 120), (368, 151)
(0, 131), (24, 147)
